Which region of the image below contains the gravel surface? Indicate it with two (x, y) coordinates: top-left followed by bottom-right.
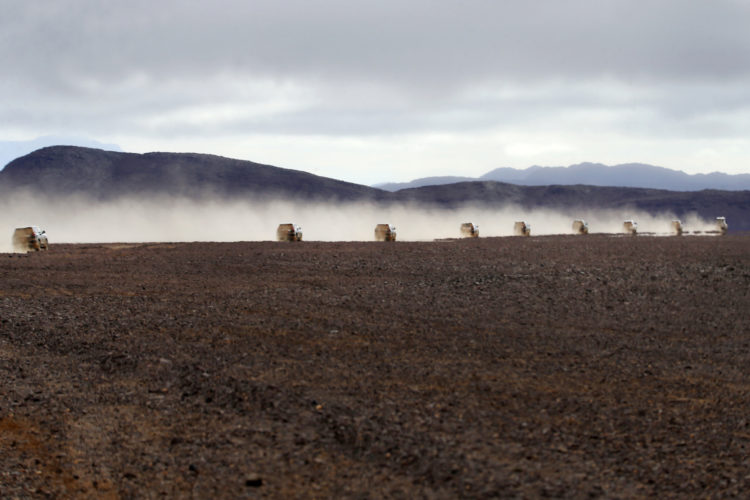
(1, 235), (749, 498)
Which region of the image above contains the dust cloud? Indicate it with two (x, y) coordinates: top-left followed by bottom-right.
(0, 192), (724, 248)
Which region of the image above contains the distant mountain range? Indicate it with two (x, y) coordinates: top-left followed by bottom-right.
(376, 162), (750, 192)
(2, 146), (749, 232)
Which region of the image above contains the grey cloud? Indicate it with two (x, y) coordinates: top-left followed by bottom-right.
(4, 0), (750, 90)
(4, 70), (748, 143)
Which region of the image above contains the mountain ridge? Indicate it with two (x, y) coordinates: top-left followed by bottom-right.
(2, 146), (749, 232)
(0, 137), (122, 170)
(0, 145), (386, 202)
(377, 162), (750, 192)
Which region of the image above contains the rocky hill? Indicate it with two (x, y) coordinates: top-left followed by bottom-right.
(0, 146), (386, 202)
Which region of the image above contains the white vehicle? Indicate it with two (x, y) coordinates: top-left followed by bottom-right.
(716, 217), (728, 235)
(374, 224), (397, 241)
(623, 220), (638, 235)
(460, 222), (479, 238)
(513, 221), (530, 236)
(276, 223), (303, 241)
(572, 219), (589, 235)
(671, 220), (683, 236)
(12, 226), (49, 252)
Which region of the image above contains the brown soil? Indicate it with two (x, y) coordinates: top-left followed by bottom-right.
(1, 235), (749, 498)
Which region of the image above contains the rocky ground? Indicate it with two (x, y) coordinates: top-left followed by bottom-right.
(1, 235), (749, 498)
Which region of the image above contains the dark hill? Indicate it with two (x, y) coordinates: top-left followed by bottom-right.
(395, 181), (750, 232)
(0, 146), (387, 202)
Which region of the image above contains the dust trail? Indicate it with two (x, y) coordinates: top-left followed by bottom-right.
(0, 192), (725, 246)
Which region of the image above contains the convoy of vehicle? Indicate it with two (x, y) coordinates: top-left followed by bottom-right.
(4, 215), (731, 253)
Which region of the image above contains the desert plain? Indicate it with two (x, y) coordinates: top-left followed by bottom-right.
(1, 235), (749, 498)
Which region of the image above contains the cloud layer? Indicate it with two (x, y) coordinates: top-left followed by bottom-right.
(2, 0), (750, 183)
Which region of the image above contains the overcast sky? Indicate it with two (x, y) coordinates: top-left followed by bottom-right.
(2, 0), (749, 184)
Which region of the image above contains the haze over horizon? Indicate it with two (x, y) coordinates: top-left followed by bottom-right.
(2, 1), (750, 185)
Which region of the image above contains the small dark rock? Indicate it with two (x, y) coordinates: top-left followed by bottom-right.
(245, 474), (263, 487)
